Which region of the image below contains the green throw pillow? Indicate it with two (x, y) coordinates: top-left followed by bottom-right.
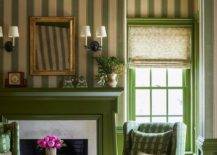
(130, 130), (173, 155)
(0, 132), (11, 153)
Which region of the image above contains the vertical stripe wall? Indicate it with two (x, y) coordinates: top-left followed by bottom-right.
(0, 0), (125, 88)
(127, 0), (197, 18)
(0, 0), (197, 125)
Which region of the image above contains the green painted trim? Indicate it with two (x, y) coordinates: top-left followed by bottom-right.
(0, 89), (123, 155)
(116, 132), (124, 155)
(128, 69), (135, 120)
(193, 17), (199, 154)
(192, 18), (199, 153)
(127, 18), (194, 25)
(196, 136), (217, 154)
(116, 126), (123, 134)
(184, 69), (192, 151)
(0, 88), (123, 97)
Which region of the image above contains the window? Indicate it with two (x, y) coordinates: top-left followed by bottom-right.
(127, 19), (194, 153)
(134, 68), (188, 123)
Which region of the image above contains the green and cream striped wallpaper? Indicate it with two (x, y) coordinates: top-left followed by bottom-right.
(0, 0), (125, 88)
(127, 0), (197, 18)
(0, 0), (197, 125)
(0, 0), (197, 88)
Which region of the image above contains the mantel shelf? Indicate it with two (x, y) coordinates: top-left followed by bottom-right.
(0, 87), (124, 97)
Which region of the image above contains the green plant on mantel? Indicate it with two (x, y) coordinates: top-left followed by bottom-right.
(95, 56), (124, 87)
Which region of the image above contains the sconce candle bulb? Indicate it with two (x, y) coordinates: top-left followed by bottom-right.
(0, 26), (19, 52)
(80, 26), (91, 46)
(96, 26), (107, 48)
(9, 26), (19, 47)
(80, 25), (107, 52)
(0, 26), (3, 37)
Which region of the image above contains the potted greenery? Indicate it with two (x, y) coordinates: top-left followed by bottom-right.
(95, 56), (124, 87)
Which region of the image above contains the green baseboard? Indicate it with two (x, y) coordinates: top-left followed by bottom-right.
(116, 126), (123, 155)
(196, 136), (217, 155)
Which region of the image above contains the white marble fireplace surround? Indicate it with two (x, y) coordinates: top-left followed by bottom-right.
(13, 120), (97, 155)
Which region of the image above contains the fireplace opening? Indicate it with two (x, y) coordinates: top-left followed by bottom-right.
(20, 139), (88, 155)
(10, 120), (97, 155)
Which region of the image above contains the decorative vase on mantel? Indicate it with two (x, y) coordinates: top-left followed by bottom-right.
(107, 73), (118, 88)
(45, 148), (57, 155)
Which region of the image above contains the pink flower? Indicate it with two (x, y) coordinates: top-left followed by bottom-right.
(44, 136), (50, 142)
(49, 136), (57, 141)
(37, 135), (64, 149)
(38, 140), (47, 148)
(55, 142), (62, 149)
(37, 139), (42, 145)
(47, 141), (55, 148)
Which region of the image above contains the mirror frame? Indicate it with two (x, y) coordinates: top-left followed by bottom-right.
(30, 16), (76, 75)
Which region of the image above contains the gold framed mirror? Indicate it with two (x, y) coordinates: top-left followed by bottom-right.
(30, 16), (76, 75)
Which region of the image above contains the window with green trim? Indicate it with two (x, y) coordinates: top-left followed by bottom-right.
(127, 19), (195, 153)
(129, 67), (192, 152)
(133, 68), (189, 123)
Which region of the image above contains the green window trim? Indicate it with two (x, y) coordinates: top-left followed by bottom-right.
(127, 18), (197, 154)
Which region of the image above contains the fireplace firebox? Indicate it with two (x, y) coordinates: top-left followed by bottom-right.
(20, 139), (88, 155)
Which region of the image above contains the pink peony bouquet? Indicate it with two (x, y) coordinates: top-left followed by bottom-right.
(37, 135), (65, 149)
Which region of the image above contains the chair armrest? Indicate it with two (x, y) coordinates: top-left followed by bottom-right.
(171, 122), (187, 155)
(4, 122), (20, 155)
(123, 121), (139, 155)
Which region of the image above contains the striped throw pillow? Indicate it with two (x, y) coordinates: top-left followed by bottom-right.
(130, 130), (172, 155)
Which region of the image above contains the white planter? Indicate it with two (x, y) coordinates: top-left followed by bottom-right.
(107, 73), (118, 88)
(45, 148), (57, 155)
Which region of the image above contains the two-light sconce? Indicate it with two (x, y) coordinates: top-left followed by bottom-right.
(80, 26), (107, 52)
(0, 26), (19, 52)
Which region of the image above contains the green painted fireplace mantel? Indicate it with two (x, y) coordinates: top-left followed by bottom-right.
(0, 88), (124, 155)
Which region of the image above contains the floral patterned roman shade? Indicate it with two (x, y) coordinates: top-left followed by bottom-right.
(128, 26), (192, 68)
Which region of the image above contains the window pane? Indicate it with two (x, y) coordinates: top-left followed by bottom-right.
(168, 117), (183, 123)
(152, 117), (166, 123)
(168, 89), (183, 115)
(152, 68), (166, 87)
(136, 90), (150, 115)
(135, 68), (150, 87)
(168, 69), (183, 87)
(136, 117), (150, 123)
(152, 90), (166, 115)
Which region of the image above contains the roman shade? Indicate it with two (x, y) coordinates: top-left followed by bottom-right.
(128, 26), (192, 68)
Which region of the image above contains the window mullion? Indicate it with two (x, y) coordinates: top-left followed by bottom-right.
(150, 69), (152, 122)
(166, 69), (169, 122)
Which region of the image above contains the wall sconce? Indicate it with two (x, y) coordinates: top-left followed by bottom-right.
(0, 26), (19, 52)
(80, 25), (107, 52)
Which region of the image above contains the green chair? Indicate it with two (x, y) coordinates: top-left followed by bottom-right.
(123, 121), (186, 155)
(0, 122), (19, 155)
